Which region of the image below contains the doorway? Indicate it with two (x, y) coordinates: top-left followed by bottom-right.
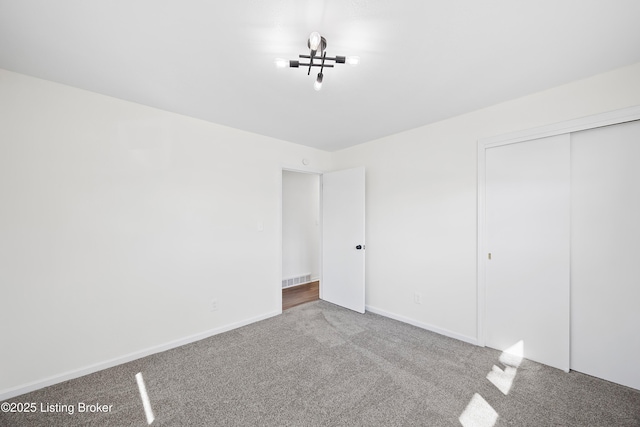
(281, 170), (321, 310)
(280, 166), (366, 313)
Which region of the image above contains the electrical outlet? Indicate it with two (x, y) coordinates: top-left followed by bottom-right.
(210, 299), (218, 312)
(414, 293), (422, 304)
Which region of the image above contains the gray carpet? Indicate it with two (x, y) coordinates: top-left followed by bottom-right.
(2, 300), (639, 426)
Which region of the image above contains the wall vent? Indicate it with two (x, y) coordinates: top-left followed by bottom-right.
(282, 273), (313, 289)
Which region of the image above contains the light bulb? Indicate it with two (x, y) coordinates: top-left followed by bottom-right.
(308, 32), (321, 51)
(346, 56), (360, 66)
(314, 72), (323, 91)
(274, 58), (287, 68)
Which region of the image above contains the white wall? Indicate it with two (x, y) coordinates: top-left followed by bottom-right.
(0, 69), (332, 398)
(332, 62), (640, 342)
(3, 61), (640, 399)
(282, 171), (320, 283)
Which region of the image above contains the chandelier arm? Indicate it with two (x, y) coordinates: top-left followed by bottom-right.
(307, 49), (314, 75)
(299, 54), (344, 62)
(298, 63), (334, 68)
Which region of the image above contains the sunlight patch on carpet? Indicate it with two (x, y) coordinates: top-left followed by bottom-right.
(487, 340), (524, 395)
(135, 372), (155, 425)
(459, 393), (498, 427)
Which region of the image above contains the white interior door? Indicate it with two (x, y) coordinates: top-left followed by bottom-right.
(485, 135), (570, 371)
(571, 120), (640, 390)
(322, 167), (365, 313)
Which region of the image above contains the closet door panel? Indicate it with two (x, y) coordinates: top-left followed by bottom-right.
(485, 135), (570, 371)
(571, 120), (640, 390)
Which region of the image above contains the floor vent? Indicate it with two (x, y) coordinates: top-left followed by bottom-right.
(282, 274), (313, 289)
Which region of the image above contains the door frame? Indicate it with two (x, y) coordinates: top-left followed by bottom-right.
(477, 105), (640, 346)
(279, 166), (325, 312)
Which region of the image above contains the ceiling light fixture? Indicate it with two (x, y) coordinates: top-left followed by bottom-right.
(288, 32), (358, 91)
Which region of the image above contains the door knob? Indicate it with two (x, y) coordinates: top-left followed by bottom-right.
(356, 245), (363, 250)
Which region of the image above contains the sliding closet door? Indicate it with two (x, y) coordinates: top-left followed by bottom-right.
(571, 120), (640, 390)
(485, 135), (570, 371)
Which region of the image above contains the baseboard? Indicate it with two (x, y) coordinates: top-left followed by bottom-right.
(0, 310), (281, 401)
(282, 276), (320, 290)
(365, 305), (478, 346)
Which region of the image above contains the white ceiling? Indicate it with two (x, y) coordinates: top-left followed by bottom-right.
(1, 1), (640, 152)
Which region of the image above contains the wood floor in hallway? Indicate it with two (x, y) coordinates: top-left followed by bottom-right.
(282, 281), (319, 311)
